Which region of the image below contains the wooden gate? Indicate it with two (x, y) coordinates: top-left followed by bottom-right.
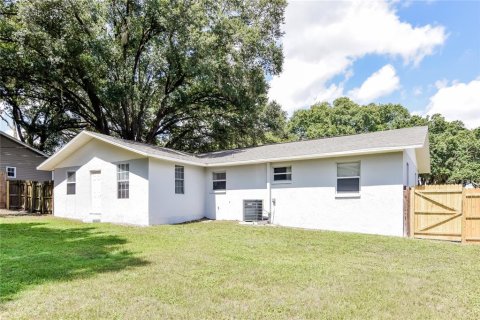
(463, 189), (480, 244)
(411, 185), (464, 242)
(7, 180), (23, 210)
(6, 180), (53, 214)
(410, 185), (480, 243)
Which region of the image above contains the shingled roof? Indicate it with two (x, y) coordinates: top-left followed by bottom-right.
(38, 126), (430, 172)
(196, 126), (428, 164)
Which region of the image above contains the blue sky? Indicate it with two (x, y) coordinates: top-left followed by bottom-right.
(382, 0), (480, 111)
(269, 0), (480, 128)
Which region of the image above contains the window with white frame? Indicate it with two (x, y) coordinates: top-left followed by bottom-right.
(337, 162), (360, 193)
(66, 171), (76, 195)
(117, 163), (129, 199)
(212, 172), (226, 191)
(175, 165), (184, 194)
(273, 166), (292, 182)
(6, 166), (16, 179)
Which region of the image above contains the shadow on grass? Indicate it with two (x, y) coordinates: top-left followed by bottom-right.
(0, 222), (148, 302)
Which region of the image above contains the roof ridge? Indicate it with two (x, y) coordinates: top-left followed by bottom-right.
(85, 126), (427, 159)
(197, 126), (428, 156)
(38, 126), (429, 171)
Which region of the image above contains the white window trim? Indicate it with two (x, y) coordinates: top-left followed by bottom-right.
(117, 163), (130, 199)
(175, 165), (185, 195)
(6, 166), (16, 178)
(335, 161), (361, 198)
(66, 171), (76, 195)
(212, 170), (226, 193)
(272, 165), (293, 184)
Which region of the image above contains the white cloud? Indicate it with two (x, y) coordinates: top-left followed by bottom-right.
(348, 64), (400, 104)
(426, 79), (480, 129)
(434, 78), (449, 90)
(269, 0), (446, 112)
(413, 86), (423, 96)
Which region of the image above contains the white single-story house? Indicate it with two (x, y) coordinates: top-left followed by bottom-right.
(37, 126), (430, 237)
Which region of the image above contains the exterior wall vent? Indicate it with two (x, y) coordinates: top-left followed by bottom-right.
(243, 200), (264, 222)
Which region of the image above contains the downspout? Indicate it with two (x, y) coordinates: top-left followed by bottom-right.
(266, 162), (272, 223)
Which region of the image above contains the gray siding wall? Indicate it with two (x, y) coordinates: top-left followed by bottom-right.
(0, 135), (52, 181)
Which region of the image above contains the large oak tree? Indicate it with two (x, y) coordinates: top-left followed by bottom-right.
(0, 0), (286, 152)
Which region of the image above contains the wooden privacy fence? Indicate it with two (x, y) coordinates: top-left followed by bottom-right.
(6, 180), (53, 214)
(464, 189), (480, 243)
(407, 184), (480, 244)
(0, 171), (6, 209)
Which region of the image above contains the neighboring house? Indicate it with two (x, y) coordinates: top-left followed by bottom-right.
(37, 126), (430, 237)
(0, 131), (52, 181)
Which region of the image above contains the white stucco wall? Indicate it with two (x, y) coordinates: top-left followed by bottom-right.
(403, 148), (418, 187)
(205, 164), (268, 221)
(51, 137), (417, 236)
(270, 153), (405, 236)
(53, 139), (149, 225)
(205, 152), (407, 236)
(148, 159), (205, 224)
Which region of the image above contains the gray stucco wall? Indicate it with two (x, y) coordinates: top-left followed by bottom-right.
(0, 134), (52, 181)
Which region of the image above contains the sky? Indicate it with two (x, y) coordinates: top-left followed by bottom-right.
(269, 0), (480, 128)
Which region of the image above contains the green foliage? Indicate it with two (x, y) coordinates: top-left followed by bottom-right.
(0, 0), (286, 153)
(428, 115), (480, 184)
(288, 98), (421, 139)
(287, 98), (480, 184)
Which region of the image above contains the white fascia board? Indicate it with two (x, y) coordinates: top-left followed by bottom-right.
(414, 136), (431, 174)
(145, 154), (205, 167)
(38, 131), (204, 170)
(37, 132), (93, 171)
(38, 131), (428, 171)
(84, 132), (150, 158)
(86, 134), (203, 167)
(203, 145), (424, 167)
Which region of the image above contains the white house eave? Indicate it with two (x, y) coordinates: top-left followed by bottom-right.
(38, 131), (428, 171)
(85, 132), (206, 167)
(37, 131), (203, 170)
(145, 154), (204, 166)
(413, 135), (431, 174)
(37, 132), (92, 171)
(203, 145), (425, 167)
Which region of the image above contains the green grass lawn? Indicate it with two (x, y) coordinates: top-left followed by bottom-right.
(1, 216), (479, 319)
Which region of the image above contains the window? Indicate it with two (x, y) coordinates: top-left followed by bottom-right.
(175, 165), (184, 194)
(337, 162), (360, 193)
(273, 166), (292, 182)
(66, 171), (76, 195)
(117, 163), (129, 199)
(6, 166), (16, 179)
(212, 172), (226, 191)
